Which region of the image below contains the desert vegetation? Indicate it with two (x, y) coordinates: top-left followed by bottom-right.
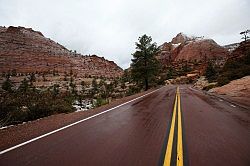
(203, 41), (250, 88)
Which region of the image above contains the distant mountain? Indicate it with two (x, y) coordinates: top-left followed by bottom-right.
(175, 39), (228, 61)
(0, 26), (123, 78)
(215, 40), (250, 86)
(171, 32), (191, 44)
(223, 43), (240, 53)
(158, 33), (229, 64)
(226, 40), (250, 60)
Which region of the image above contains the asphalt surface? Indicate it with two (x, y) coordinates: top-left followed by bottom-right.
(0, 85), (249, 166)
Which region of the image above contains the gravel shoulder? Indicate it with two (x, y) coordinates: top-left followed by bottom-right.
(0, 88), (157, 151)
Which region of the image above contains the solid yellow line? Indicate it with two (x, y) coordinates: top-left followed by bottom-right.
(163, 88), (178, 166)
(177, 87), (184, 166)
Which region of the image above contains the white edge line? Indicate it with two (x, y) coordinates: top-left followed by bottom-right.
(0, 87), (164, 155)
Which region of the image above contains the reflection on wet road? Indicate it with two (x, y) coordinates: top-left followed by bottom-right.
(0, 85), (249, 166)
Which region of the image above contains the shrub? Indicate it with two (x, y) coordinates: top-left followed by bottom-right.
(94, 98), (108, 107)
(205, 61), (218, 82)
(202, 84), (218, 91)
(217, 51), (250, 86)
(2, 77), (13, 92)
(0, 90), (75, 127)
(126, 86), (141, 96)
(217, 76), (230, 86)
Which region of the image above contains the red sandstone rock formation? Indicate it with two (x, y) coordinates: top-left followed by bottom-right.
(158, 33), (229, 64)
(227, 40), (250, 59)
(0, 26), (123, 78)
(175, 39), (228, 62)
(171, 32), (191, 44)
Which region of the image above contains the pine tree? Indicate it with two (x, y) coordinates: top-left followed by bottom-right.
(205, 61), (217, 82)
(18, 78), (30, 92)
(2, 76), (13, 92)
(240, 30), (250, 41)
(81, 81), (85, 94)
(131, 34), (160, 90)
(52, 84), (60, 96)
(91, 78), (98, 97)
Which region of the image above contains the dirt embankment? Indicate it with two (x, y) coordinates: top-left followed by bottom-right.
(209, 76), (250, 108)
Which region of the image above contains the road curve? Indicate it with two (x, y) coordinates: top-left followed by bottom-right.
(0, 85), (249, 166)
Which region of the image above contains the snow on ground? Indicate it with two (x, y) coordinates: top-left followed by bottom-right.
(73, 99), (93, 112)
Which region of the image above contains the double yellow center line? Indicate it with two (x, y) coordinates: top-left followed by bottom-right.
(163, 87), (184, 166)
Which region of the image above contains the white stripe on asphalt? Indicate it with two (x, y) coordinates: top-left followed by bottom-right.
(0, 87), (164, 155)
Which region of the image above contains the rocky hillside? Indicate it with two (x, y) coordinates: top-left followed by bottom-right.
(175, 39), (228, 61)
(224, 43), (240, 52)
(171, 32), (191, 44)
(227, 40), (250, 59)
(209, 76), (250, 108)
(158, 33), (229, 64)
(0, 26), (123, 78)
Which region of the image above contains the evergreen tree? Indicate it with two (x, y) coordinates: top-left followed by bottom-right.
(91, 78), (98, 97)
(52, 84), (60, 96)
(99, 79), (109, 99)
(205, 61), (217, 82)
(131, 34), (160, 90)
(2, 76), (13, 92)
(122, 69), (131, 82)
(182, 62), (191, 73)
(240, 30), (250, 41)
(81, 81), (85, 93)
(18, 78), (30, 92)
(29, 73), (36, 87)
(166, 66), (174, 79)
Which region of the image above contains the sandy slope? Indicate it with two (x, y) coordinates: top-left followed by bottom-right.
(209, 76), (250, 107)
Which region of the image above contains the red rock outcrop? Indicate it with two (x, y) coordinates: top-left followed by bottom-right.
(0, 26), (123, 78)
(157, 42), (172, 64)
(158, 33), (229, 64)
(223, 43), (240, 52)
(228, 40), (250, 59)
(171, 32), (191, 44)
(175, 39), (229, 62)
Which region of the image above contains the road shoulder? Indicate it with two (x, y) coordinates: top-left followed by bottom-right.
(0, 88), (158, 151)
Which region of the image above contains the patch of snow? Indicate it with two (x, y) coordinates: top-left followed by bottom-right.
(172, 43), (181, 48)
(224, 43), (240, 52)
(73, 99), (93, 112)
(0, 125), (13, 130)
(73, 105), (88, 112)
(230, 104), (236, 108)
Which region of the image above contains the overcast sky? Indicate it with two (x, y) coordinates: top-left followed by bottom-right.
(0, 0), (249, 68)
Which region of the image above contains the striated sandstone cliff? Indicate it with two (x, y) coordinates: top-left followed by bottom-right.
(175, 39), (228, 62)
(158, 33), (229, 64)
(0, 26), (123, 79)
(171, 32), (191, 44)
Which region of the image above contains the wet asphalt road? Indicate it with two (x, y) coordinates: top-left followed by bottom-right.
(0, 85), (249, 166)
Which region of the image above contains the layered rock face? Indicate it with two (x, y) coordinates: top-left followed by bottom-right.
(175, 39), (228, 62)
(158, 33), (229, 64)
(171, 32), (191, 44)
(228, 40), (250, 59)
(0, 26), (123, 78)
(223, 43), (240, 52)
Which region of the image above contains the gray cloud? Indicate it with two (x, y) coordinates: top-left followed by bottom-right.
(0, 0), (249, 68)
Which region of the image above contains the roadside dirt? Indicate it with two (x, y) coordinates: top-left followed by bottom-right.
(209, 76), (250, 108)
